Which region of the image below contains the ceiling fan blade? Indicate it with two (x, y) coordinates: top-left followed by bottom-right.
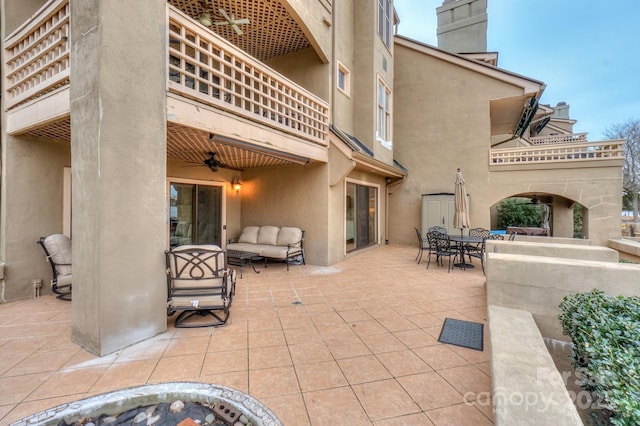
(218, 8), (231, 21)
(214, 21), (230, 26)
(234, 18), (250, 24)
(231, 24), (243, 35)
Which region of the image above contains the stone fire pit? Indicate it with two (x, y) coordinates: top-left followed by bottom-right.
(13, 382), (282, 426)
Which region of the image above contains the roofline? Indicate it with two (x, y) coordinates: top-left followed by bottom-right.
(394, 35), (546, 95)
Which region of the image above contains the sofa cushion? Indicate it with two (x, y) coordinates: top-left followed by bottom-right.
(260, 246), (289, 259)
(257, 226), (280, 245)
(238, 226), (260, 244)
(276, 227), (302, 247)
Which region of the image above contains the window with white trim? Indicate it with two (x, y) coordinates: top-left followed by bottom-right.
(377, 77), (392, 149)
(378, 0), (392, 48)
(337, 61), (350, 96)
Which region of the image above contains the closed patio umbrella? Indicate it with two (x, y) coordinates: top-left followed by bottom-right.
(453, 168), (470, 235)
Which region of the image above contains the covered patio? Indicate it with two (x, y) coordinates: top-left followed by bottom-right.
(0, 245), (492, 425)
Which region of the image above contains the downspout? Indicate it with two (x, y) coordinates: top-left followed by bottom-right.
(330, 0), (337, 125)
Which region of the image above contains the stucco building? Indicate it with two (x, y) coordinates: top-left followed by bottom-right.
(0, 0), (624, 354)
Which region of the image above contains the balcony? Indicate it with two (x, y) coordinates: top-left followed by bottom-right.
(529, 132), (588, 146)
(3, 0), (329, 156)
(490, 140), (625, 170)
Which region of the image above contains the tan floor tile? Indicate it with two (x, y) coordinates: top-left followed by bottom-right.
(0, 394), (81, 425)
(446, 343), (490, 364)
(4, 348), (79, 377)
(201, 349), (247, 375)
(115, 337), (170, 362)
(475, 361), (491, 376)
(406, 312), (443, 328)
(148, 353), (205, 382)
(0, 404), (15, 421)
(283, 327), (322, 345)
(437, 365), (491, 401)
(288, 342), (333, 365)
(262, 393), (310, 426)
(373, 413), (434, 425)
(61, 349), (119, 370)
(310, 311), (345, 326)
(393, 329), (439, 348)
(248, 329), (286, 348)
(199, 371), (248, 393)
(303, 386), (371, 426)
(351, 320), (388, 337)
(360, 332), (406, 354)
(0, 373), (51, 405)
(337, 355), (391, 384)
(377, 315), (418, 333)
(392, 303), (427, 316)
(338, 309), (373, 322)
(208, 332), (248, 352)
(249, 345), (292, 370)
(295, 360), (347, 392)
(326, 341), (372, 359)
(414, 345), (469, 370)
(170, 326), (214, 339)
(90, 359), (157, 393)
(249, 366), (299, 398)
(26, 366), (109, 401)
(398, 372), (463, 411)
(426, 402), (493, 426)
(163, 336), (210, 357)
(248, 316), (282, 332)
(278, 314), (314, 330)
(353, 379), (420, 421)
(376, 350), (432, 377)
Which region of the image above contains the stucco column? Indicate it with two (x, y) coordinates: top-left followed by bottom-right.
(70, 0), (167, 355)
(552, 199), (574, 238)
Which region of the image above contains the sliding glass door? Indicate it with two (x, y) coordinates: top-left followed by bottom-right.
(169, 182), (222, 248)
(346, 182), (378, 252)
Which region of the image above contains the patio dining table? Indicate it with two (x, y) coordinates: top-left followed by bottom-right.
(448, 234), (484, 269)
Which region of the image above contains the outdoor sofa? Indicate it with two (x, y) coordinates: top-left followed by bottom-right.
(227, 225), (305, 270)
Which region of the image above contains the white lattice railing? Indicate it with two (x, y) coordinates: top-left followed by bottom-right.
(3, 0), (70, 109)
(168, 6), (329, 146)
(530, 133), (588, 145)
(490, 140), (625, 165)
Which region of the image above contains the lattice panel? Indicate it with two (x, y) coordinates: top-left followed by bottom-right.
(23, 117), (71, 142)
(167, 0), (310, 62)
(167, 123), (294, 169)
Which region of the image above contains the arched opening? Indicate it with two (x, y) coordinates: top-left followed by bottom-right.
(490, 193), (585, 239)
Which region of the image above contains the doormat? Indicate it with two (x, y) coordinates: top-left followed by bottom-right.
(437, 318), (484, 351)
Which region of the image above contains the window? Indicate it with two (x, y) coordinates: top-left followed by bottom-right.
(169, 180), (224, 248)
(337, 62), (350, 96)
(378, 0), (392, 48)
(377, 77), (392, 149)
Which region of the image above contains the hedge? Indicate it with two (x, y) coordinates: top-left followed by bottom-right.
(559, 289), (640, 425)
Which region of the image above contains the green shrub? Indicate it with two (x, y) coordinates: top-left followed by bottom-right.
(496, 198), (542, 229)
(559, 290), (640, 425)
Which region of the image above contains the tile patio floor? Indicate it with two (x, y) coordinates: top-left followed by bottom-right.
(0, 245), (493, 425)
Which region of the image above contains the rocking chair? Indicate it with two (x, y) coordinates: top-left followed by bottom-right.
(164, 245), (236, 328)
(37, 234), (72, 301)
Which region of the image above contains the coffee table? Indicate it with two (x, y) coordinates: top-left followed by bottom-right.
(226, 249), (261, 278)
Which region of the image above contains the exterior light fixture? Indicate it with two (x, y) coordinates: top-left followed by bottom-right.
(199, 12), (212, 27)
(231, 176), (242, 194)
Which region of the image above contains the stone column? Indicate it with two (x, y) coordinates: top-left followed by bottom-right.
(70, 0), (167, 355)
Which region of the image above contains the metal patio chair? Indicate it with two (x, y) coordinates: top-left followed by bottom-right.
(37, 234), (72, 301)
(165, 245), (236, 328)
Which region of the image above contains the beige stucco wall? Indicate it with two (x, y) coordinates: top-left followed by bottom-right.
(391, 43), (524, 245)
(69, 0), (167, 355)
(239, 163), (331, 266)
(391, 42), (623, 248)
(488, 165), (623, 246)
(283, 0), (332, 63)
(486, 251), (640, 340)
(0, 137), (70, 301)
(264, 47), (330, 104)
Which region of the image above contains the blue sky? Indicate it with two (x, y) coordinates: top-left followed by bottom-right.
(394, 1), (640, 140)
